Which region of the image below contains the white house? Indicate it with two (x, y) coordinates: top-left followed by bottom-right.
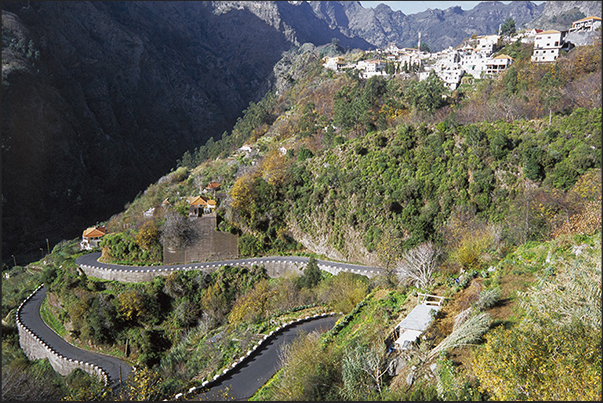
(475, 34), (502, 55)
(357, 59), (386, 72)
(484, 54), (514, 75)
(569, 16), (602, 33)
(518, 28), (544, 43)
(531, 30), (565, 62)
(322, 56), (345, 71)
(80, 226), (107, 250)
(356, 59), (387, 78)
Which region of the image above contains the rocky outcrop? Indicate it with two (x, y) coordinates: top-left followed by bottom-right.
(525, 1), (602, 30)
(308, 1), (545, 51)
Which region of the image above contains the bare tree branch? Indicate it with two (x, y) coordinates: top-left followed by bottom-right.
(396, 242), (442, 288)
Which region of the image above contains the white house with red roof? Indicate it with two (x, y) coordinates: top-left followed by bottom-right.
(80, 225), (107, 250)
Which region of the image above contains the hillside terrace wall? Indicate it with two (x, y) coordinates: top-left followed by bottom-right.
(163, 215), (239, 265)
(15, 284), (109, 386)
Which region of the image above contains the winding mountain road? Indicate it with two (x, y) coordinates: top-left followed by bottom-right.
(194, 314), (340, 401)
(75, 252), (384, 278)
(19, 252), (382, 397)
(17, 285), (133, 391)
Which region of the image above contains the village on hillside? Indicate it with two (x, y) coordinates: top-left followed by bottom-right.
(78, 16), (601, 256)
(322, 15), (602, 90)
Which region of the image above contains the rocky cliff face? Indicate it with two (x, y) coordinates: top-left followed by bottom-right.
(0, 0), (372, 264)
(526, 1), (602, 30)
(308, 1), (545, 51)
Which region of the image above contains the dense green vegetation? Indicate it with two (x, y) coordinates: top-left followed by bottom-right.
(2, 36), (601, 401)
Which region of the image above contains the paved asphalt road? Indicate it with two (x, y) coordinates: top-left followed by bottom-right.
(18, 286), (133, 391)
(20, 285), (340, 400)
(21, 252), (373, 397)
(193, 314), (340, 401)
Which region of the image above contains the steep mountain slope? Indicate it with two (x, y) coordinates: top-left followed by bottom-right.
(1, 0), (374, 265)
(2, 0), (584, 266)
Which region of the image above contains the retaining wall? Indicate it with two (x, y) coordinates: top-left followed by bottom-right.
(78, 259), (379, 283)
(15, 284), (109, 386)
(163, 215), (239, 265)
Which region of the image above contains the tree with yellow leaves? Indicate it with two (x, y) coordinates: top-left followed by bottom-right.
(260, 150), (288, 186)
(118, 289), (147, 323)
(135, 220), (160, 251)
(228, 279), (273, 326)
(117, 366), (163, 401)
(230, 170), (259, 226)
(472, 237), (602, 400)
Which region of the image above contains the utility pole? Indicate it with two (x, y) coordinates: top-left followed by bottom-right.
(46, 238), (50, 254)
(549, 109), (552, 126)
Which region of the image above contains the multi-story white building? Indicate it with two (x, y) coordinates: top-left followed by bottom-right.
(569, 15), (602, 33)
(475, 34), (502, 55)
(459, 50), (489, 78)
(484, 54), (514, 75)
(531, 29), (565, 62)
(435, 64), (464, 90)
(322, 56), (345, 71)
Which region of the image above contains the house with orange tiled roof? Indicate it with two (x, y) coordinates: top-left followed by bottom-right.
(204, 182), (221, 192)
(80, 225), (107, 250)
(569, 16), (602, 33)
(187, 195), (217, 217)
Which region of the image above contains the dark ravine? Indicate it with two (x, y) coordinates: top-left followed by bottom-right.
(1, 1), (369, 265)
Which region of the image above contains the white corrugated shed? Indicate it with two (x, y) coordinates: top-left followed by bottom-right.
(394, 303), (441, 350)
